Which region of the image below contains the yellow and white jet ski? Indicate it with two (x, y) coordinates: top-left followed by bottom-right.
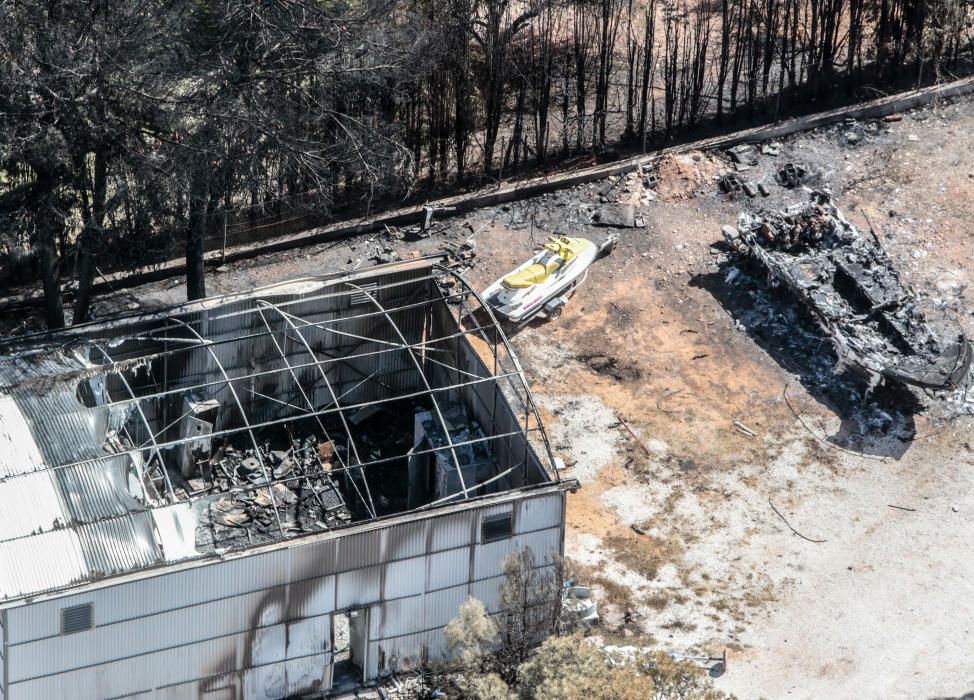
(481, 235), (601, 323)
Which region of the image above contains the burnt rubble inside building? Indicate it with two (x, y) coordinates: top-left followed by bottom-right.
(723, 191), (973, 391)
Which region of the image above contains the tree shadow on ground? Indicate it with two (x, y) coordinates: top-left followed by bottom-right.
(691, 256), (920, 459)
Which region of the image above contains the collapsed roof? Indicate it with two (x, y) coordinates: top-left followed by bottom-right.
(725, 192), (972, 390)
(0, 258), (558, 602)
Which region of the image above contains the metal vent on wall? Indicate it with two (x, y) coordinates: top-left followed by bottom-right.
(61, 603), (93, 635)
(349, 282), (378, 306)
(482, 512), (514, 543)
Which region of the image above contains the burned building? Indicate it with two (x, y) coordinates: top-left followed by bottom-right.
(0, 259), (570, 699)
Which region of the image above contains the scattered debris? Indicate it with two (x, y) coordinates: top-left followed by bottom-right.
(202, 435), (351, 548)
(592, 204), (637, 228)
(422, 205), (457, 232)
(776, 162), (807, 188)
(727, 144), (759, 166)
(732, 420), (758, 437)
(561, 582), (599, 630)
(730, 192), (972, 390)
(720, 174), (744, 195)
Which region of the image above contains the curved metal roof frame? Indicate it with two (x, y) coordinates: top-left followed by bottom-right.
(0, 260), (561, 562)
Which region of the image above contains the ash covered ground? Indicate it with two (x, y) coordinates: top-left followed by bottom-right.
(22, 94), (974, 699)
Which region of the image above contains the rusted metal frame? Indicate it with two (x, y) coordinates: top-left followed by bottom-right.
(90, 342), (177, 503)
(297, 281), (431, 365)
(137, 383), (231, 452)
(257, 300), (378, 520)
(88, 326), (482, 412)
(244, 388), (312, 414)
(0, 426), (549, 549)
(0, 370), (524, 482)
(168, 317), (285, 537)
(54, 289), (466, 381)
(255, 302), (377, 520)
(442, 273), (527, 481)
(435, 265), (559, 483)
(344, 281), (471, 500)
(452, 297), (523, 491)
(146, 275), (455, 352)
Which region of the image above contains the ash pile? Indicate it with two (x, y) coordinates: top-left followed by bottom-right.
(723, 191), (972, 391)
(197, 435), (351, 549)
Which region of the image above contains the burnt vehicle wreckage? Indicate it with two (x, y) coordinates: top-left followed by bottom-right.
(723, 191), (972, 391)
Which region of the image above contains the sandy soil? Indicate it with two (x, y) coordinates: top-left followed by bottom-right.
(31, 93), (974, 699)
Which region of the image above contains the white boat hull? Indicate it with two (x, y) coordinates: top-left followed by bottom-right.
(481, 245), (598, 323)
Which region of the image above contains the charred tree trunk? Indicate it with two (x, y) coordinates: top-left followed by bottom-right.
(186, 171), (210, 301)
(36, 184), (65, 329)
(73, 147), (107, 324)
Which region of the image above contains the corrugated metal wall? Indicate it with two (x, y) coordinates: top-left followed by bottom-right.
(2, 489), (565, 700)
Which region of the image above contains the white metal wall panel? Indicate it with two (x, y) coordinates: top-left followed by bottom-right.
(429, 511), (475, 552)
(381, 519), (427, 561)
(382, 557), (425, 600)
(287, 575), (336, 619)
(335, 531), (384, 571)
(420, 585), (470, 631)
(515, 492), (562, 534)
(426, 548), (471, 591)
(371, 595), (423, 640)
(472, 527), (561, 581)
(0, 530), (88, 607)
(371, 627), (445, 676)
(288, 538), (338, 582)
(517, 528), (562, 565)
(335, 565), (382, 610)
(472, 533), (521, 580)
(4, 489), (566, 698)
(468, 574), (506, 613)
(8, 588), (286, 682)
(9, 631), (249, 700)
(6, 548), (292, 644)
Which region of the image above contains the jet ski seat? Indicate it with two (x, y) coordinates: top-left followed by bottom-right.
(501, 237), (581, 289)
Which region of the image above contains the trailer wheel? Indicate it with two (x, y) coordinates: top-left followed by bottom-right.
(546, 305), (564, 321)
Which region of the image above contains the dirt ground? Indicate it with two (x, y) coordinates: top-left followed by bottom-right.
(26, 94), (974, 699)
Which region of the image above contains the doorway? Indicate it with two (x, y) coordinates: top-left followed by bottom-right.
(330, 608), (369, 693)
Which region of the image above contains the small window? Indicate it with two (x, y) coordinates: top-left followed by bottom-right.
(61, 603), (93, 635)
(482, 512), (513, 543)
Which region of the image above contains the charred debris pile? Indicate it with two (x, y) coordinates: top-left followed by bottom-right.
(723, 191), (972, 391)
(193, 433), (352, 550)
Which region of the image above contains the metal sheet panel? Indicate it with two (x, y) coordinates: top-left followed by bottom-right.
(426, 548), (471, 592)
(515, 492), (563, 534)
(335, 565), (381, 610)
(0, 530), (87, 604)
(429, 511), (476, 552)
(371, 594), (424, 640)
(6, 548), (292, 644)
(382, 557), (425, 600)
(335, 531), (384, 572)
(418, 585), (470, 632)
